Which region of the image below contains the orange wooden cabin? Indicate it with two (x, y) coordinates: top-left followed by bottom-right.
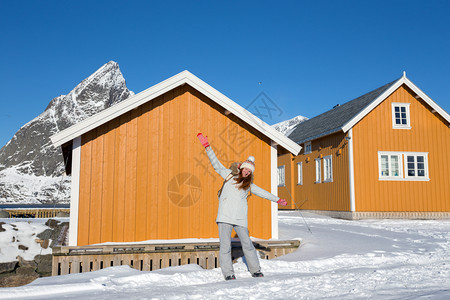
(51, 71), (300, 246)
(278, 73), (450, 219)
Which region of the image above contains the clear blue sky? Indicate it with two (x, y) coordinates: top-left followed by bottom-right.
(1, 0), (449, 148)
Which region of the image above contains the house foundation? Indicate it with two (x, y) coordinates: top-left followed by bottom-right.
(302, 210), (450, 220)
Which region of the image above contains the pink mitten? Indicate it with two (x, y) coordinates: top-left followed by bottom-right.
(277, 199), (287, 206)
(197, 133), (210, 148)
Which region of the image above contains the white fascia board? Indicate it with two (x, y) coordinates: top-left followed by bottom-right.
(402, 77), (450, 123)
(341, 75), (450, 133)
(50, 71), (189, 147)
(341, 77), (404, 133)
(50, 70), (301, 155)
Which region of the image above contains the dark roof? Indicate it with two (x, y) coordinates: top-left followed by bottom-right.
(288, 78), (400, 144)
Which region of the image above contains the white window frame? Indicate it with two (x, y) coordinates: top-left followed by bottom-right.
(378, 152), (403, 179)
(315, 158), (321, 183)
(378, 151), (429, 181)
(404, 153), (429, 180)
(277, 165), (285, 187)
(304, 141), (312, 154)
(323, 155), (333, 182)
(297, 162), (303, 185)
(392, 103), (411, 129)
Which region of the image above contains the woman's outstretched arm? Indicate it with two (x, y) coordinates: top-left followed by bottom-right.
(197, 133), (229, 179)
(250, 183), (288, 206)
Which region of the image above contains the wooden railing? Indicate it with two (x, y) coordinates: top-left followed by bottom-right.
(4, 208), (70, 218)
(52, 240), (300, 276)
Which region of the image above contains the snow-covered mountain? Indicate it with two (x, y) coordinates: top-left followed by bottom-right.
(272, 115), (308, 136)
(0, 61), (134, 204)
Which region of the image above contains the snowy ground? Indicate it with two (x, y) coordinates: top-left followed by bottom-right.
(0, 218), (53, 262)
(1, 211), (449, 299)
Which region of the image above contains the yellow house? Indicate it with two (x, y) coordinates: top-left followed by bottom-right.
(278, 73), (450, 219)
(51, 71), (300, 246)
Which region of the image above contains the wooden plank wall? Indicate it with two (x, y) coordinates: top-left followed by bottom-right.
(294, 132), (350, 211)
(277, 153), (296, 209)
(278, 132), (351, 212)
(77, 85), (275, 245)
(352, 85), (450, 212)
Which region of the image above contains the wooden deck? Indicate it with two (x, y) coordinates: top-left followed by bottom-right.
(52, 240), (300, 276)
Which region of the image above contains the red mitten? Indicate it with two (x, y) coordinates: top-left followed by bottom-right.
(197, 133), (210, 148)
(277, 199), (287, 206)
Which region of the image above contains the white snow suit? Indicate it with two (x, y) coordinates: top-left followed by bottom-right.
(206, 147), (279, 228)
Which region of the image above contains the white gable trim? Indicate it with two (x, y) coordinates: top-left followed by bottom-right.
(402, 76), (450, 123)
(341, 75), (450, 133)
(270, 141), (279, 239)
(347, 129), (356, 212)
(68, 136), (81, 246)
(50, 71), (301, 155)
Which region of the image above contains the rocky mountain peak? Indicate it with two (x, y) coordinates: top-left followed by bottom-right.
(0, 62), (133, 204)
(45, 61), (133, 130)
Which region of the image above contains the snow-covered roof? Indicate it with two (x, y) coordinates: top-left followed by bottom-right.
(50, 70), (301, 155)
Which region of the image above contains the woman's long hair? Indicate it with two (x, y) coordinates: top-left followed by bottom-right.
(234, 169), (253, 191)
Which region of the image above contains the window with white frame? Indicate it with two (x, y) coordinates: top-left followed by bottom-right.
(278, 165), (285, 187)
(304, 142), (312, 154)
(323, 155), (333, 182)
(315, 158), (321, 183)
(379, 152), (402, 178)
(404, 153), (428, 179)
(378, 151), (428, 181)
(297, 162), (302, 185)
(392, 103), (411, 129)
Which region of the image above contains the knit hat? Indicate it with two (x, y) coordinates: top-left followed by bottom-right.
(240, 156), (255, 173)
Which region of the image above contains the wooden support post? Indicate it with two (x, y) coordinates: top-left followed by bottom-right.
(151, 254), (159, 271)
(52, 257), (60, 276)
(81, 256), (90, 273)
(71, 257), (80, 274)
(61, 259), (69, 275)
